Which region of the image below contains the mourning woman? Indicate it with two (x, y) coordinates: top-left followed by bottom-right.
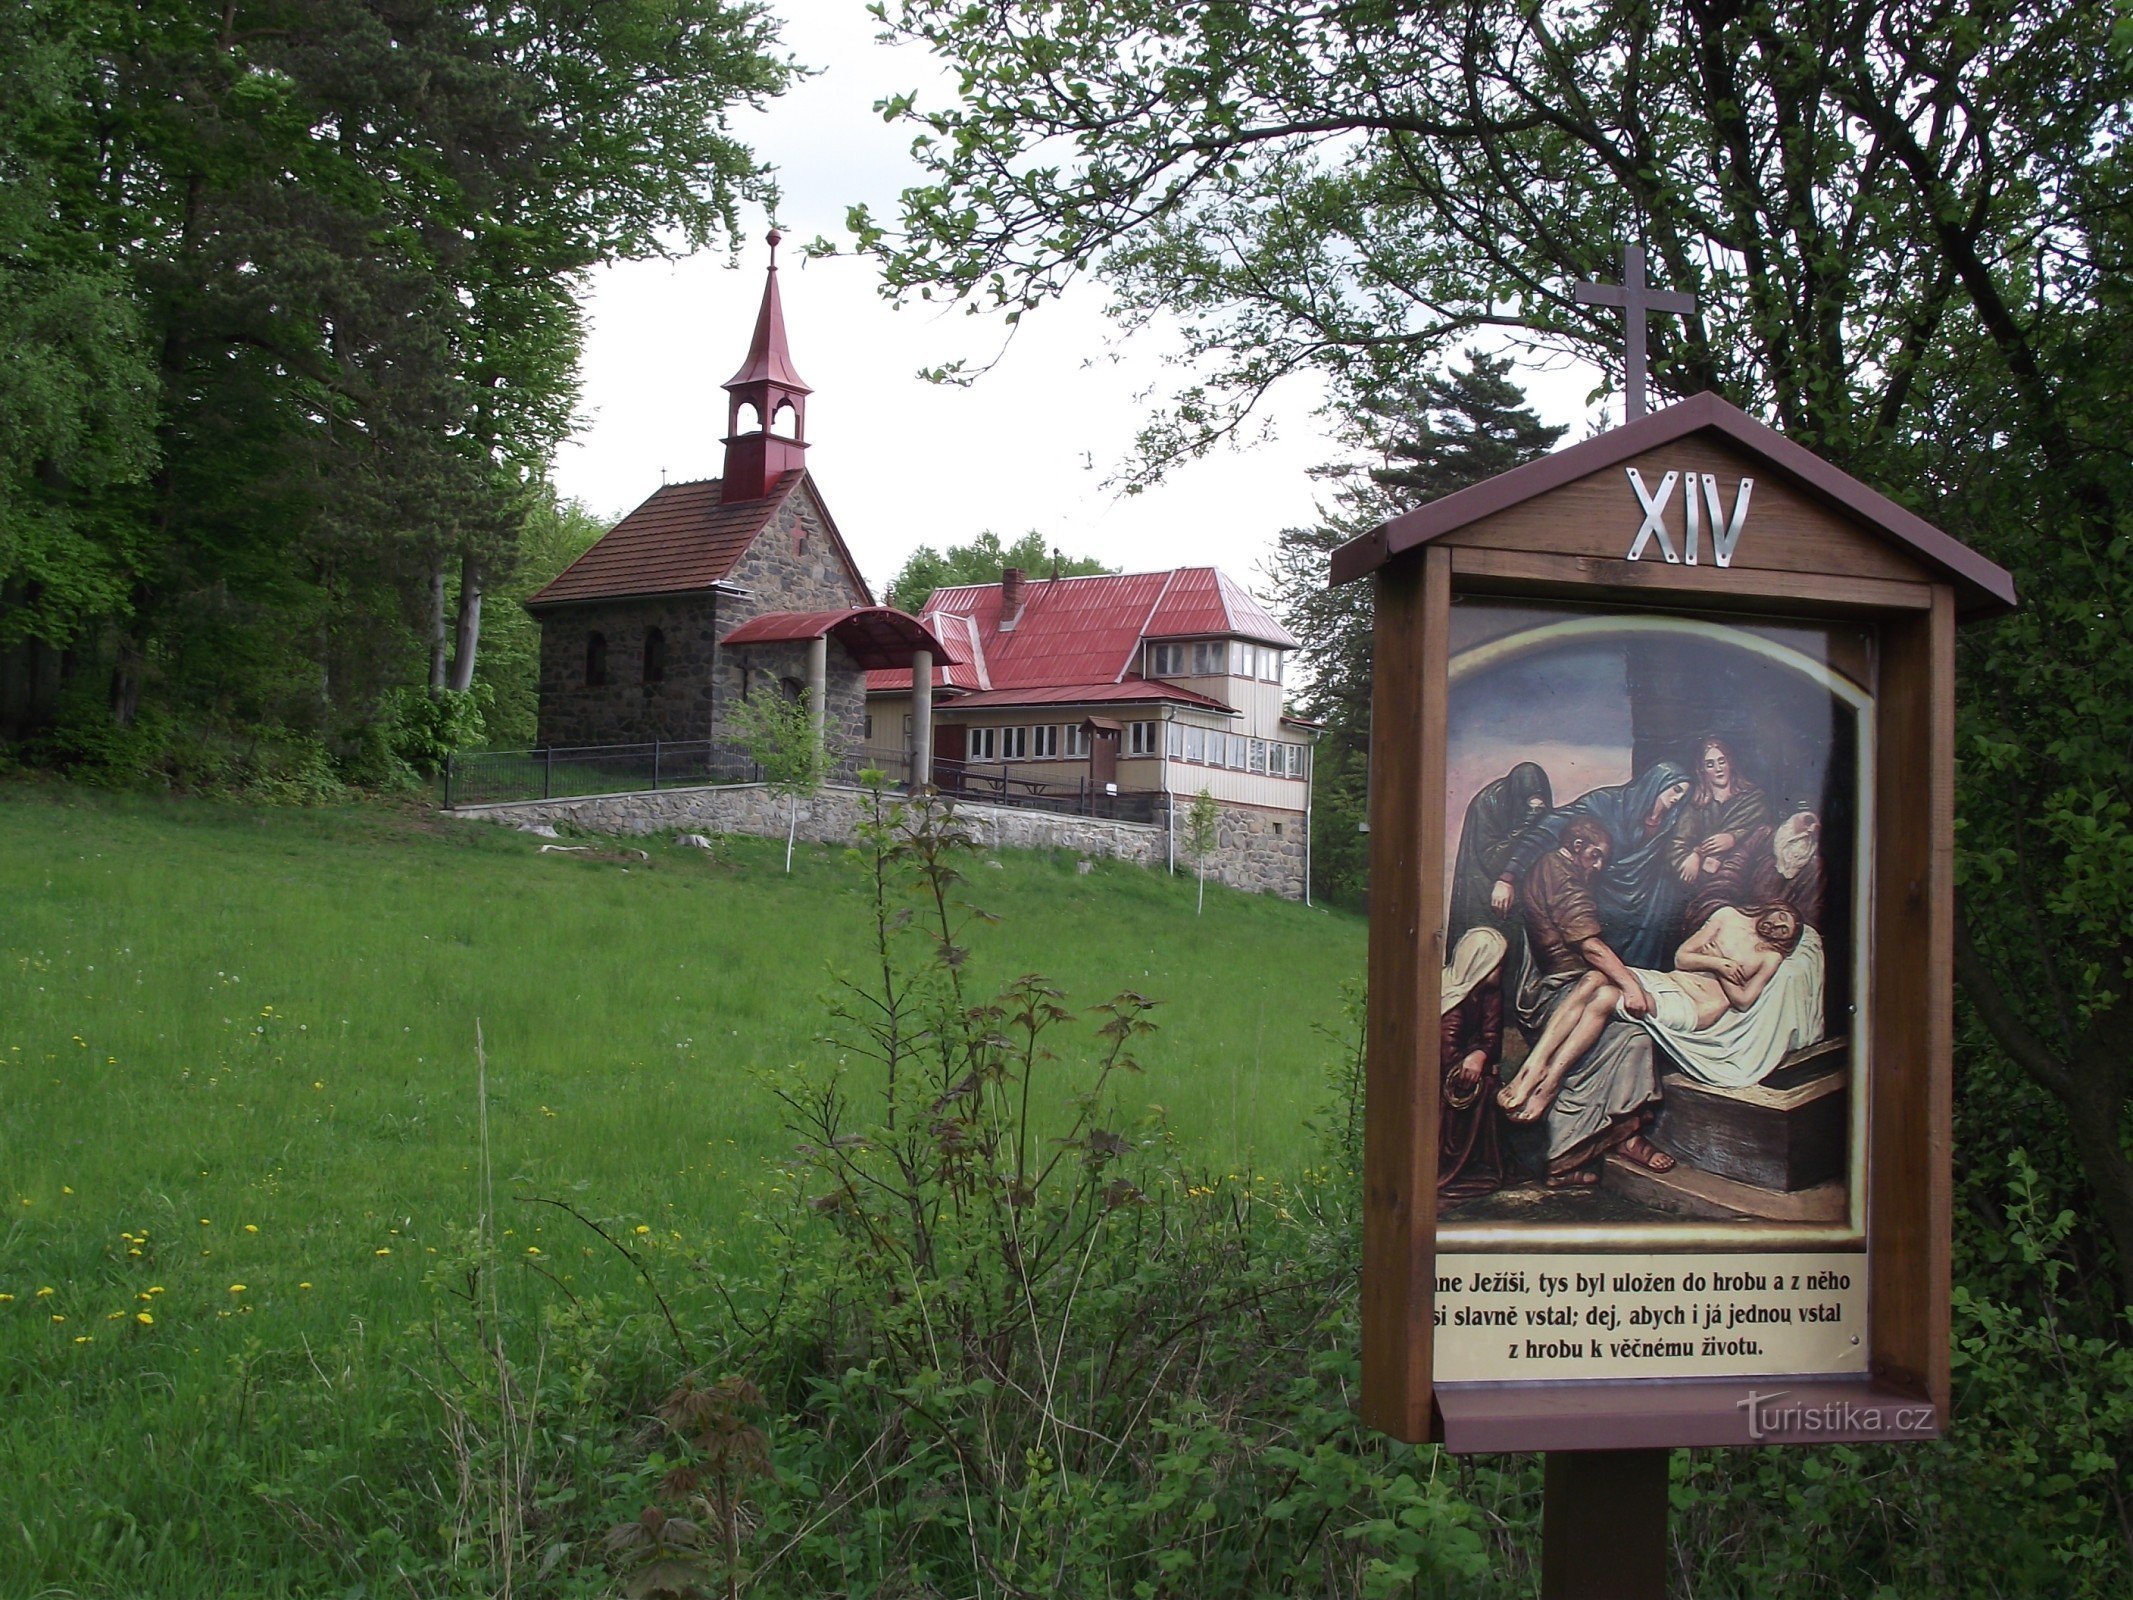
(1490, 760), (1696, 969)
(1670, 736), (1773, 931)
(1447, 762), (1554, 952)
(1438, 927), (1508, 1201)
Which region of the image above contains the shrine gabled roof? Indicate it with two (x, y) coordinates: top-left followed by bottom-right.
(525, 471), (806, 609)
(1327, 390), (2016, 617)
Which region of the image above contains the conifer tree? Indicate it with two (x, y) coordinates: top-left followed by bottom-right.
(1266, 352), (1563, 906)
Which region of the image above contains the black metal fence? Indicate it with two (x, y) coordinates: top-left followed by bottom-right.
(446, 739), (1167, 826)
(444, 741), (751, 807)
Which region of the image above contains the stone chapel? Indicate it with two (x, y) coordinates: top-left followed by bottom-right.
(526, 233), (943, 759)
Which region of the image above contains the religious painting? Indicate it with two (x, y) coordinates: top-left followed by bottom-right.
(1430, 602), (1874, 1381)
(1437, 600), (1869, 1223)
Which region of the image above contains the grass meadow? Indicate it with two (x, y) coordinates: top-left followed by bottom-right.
(0, 783), (1364, 1596)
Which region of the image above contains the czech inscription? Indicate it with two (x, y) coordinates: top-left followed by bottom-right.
(1625, 467), (1755, 567)
(1433, 1251), (1866, 1381)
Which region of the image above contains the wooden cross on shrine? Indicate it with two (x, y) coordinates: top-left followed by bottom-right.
(1575, 244), (1696, 421)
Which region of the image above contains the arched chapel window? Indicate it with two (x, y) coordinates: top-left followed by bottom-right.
(642, 627), (667, 685)
(585, 631), (608, 687)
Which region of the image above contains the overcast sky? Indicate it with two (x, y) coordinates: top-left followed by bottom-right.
(553, 4), (1607, 599)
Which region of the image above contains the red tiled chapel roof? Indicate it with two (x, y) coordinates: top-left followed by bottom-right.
(526, 471), (806, 609)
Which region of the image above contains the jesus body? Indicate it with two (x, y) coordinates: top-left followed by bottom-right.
(1497, 904), (1803, 1123)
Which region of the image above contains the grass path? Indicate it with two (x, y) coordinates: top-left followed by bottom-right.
(0, 784), (1362, 1595)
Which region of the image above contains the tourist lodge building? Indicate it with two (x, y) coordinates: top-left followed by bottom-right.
(522, 236), (1316, 897)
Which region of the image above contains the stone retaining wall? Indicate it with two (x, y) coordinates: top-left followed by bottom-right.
(449, 782), (1306, 899)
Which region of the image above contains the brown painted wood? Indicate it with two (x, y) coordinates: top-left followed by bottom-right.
(1868, 589), (1956, 1408)
(1542, 1450), (1670, 1599)
(1447, 545), (1934, 615)
(1437, 1374), (1935, 1452)
(1359, 548), (1450, 1442)
(1331, 391), (2018, 617)
(1436, 436), (1932, 585)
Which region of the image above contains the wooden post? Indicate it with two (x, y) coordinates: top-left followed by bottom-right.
(543, 745), (553, 800)
(652, 738), (661, 791)
(1541, 1450), (1670, 1598)
(443, 752), (454, 810)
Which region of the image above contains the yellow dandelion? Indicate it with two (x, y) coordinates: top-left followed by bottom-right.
(136, 1312), (153, 1326)
(35, 1287), (53, 1298)
(243, 1224), (258, 1234)
(199, 1218), (211, 1226)
(51, 1313), (65, 1323)
(313, 1081), (324, 1090)
(298, 1282), (312, 1290)
(74, 1335), (92, 1344)
(525, 1246), (542, 1256)
(0, 1293), (11, 1303)
(228, 1283), (246, 1294)
(61, 1185), (73, 1195)
(107, 1310), (124, 1320)
(148, 1286), (164, 1295)
(633, 1225), (650, 1235)
(374, 1248), (390, 1256)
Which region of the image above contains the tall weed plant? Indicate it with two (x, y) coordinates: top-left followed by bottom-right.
(647, 777), (1529, 1598)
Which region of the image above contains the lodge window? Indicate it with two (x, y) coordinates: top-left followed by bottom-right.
(1182, 725), (1205, 762)
(1065, 724), (1089, 757)
(585, 631), (608, 687)
(1168, 722), (1185, 758)
(1150, 642), (1189, 677)
(1191, 641), (1226, 676)
(864, 715), (874, 740)
(1128, 720), (1160, 756)
(967, 726), (997, 761)
(1001, 725), (1029, 759)
(642, 627), (666, 685)
(1033, 724), (1060, 758)
(1226, 734), (1248, 770)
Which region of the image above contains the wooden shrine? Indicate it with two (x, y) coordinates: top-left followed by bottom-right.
(1330, 389), (2015, 1470)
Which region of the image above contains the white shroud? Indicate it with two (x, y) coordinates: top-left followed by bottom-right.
(1639, 926), (1826, 1088)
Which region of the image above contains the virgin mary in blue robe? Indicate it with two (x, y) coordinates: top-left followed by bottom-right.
(1495, 760), (1695, 969)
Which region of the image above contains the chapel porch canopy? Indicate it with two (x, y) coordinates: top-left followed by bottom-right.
(719, 607), (961, 670)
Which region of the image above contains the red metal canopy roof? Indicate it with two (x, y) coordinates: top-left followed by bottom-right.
(1328, 390), (2016, 617)
(719, 607), (959, 671)
(526, 472), (804, 609)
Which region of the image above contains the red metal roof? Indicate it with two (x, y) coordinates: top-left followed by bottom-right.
(1144, 567), (1299, 647)
(723, 232), (811, 394)
(939, 679), (1233, 711)
(860, 567), (1296, 705)
(1329, 390), (2016, 617)
(719, 607), (959, 671)
(526, 472), (805, 609)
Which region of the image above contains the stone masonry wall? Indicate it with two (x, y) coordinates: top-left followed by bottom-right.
(536, 594), (724, 747)
(450, 784), (1304, 899)
(709, 480), (870, 759)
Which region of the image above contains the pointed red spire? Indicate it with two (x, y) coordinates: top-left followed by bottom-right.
(721, 229), (811, 503)
(724, 228), (812, 393)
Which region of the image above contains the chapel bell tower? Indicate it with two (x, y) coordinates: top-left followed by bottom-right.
(720, 229), (811, 504)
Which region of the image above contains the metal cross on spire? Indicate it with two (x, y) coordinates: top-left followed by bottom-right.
(1575, 244), (1696, 422)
